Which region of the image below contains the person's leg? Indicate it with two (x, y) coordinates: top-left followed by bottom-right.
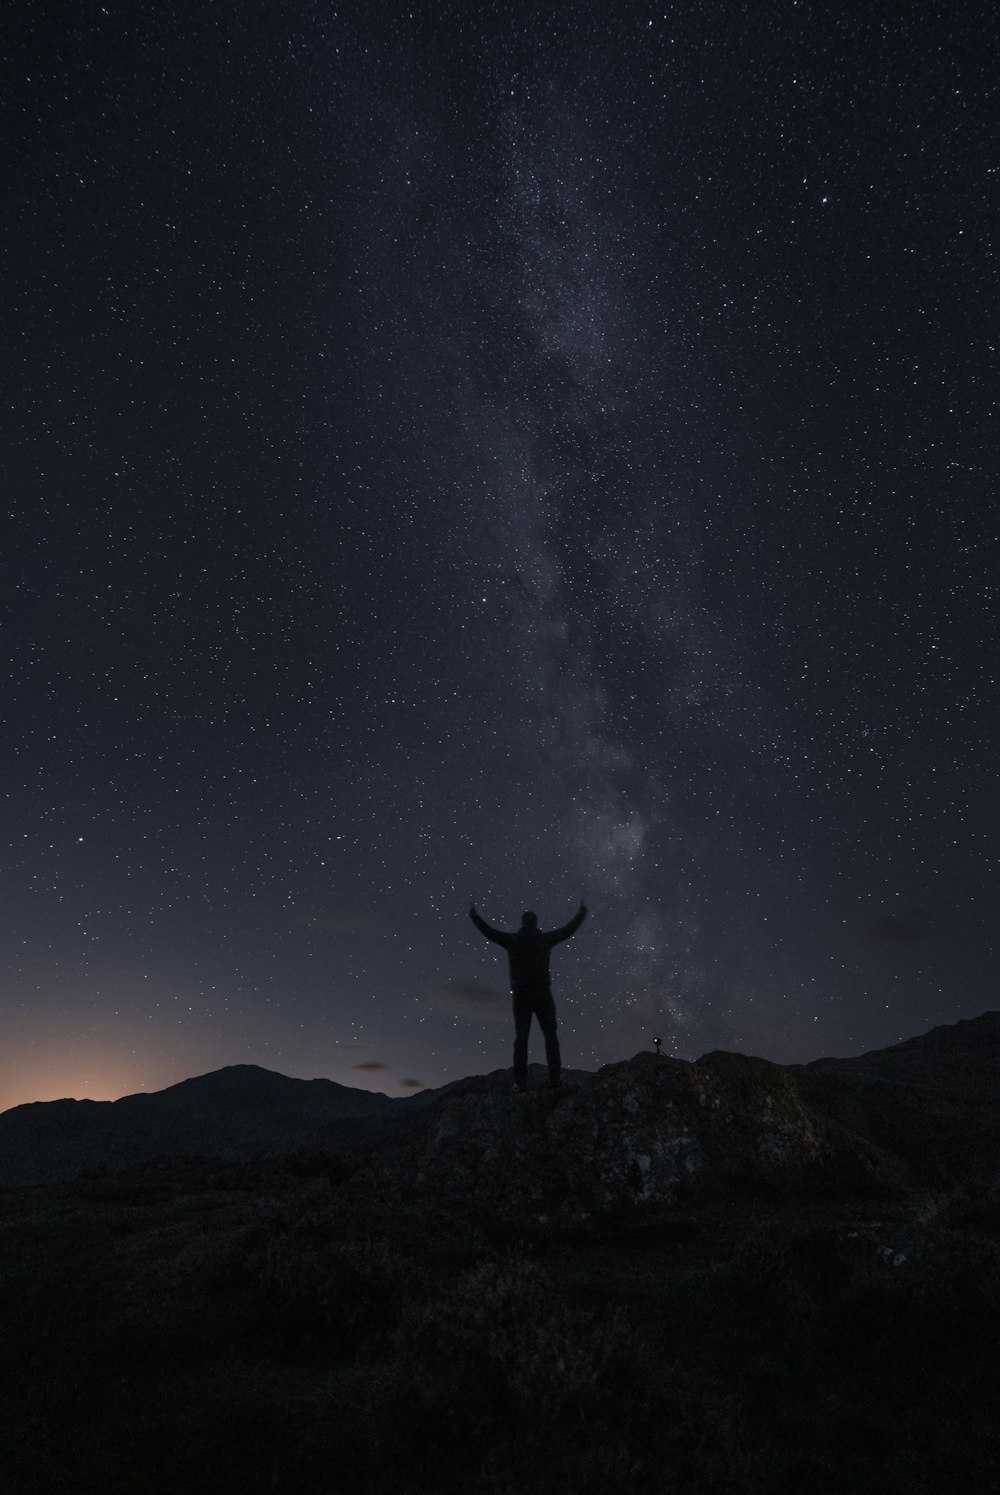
(534, 992), (561, 1087)
(512, 996), (533, 1091)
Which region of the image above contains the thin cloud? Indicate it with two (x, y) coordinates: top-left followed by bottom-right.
(352, 1060), (389, 1072)
(398, 1078), (424, 1090)
(430, 979), (509, 1022)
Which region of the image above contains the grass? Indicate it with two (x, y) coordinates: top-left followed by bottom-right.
(1, 1154), (998, 1493)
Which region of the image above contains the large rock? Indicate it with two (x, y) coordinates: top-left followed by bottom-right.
(345, 1052), (891, 1223)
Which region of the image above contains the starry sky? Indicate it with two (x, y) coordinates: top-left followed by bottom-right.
(3, 0), (998, 1110)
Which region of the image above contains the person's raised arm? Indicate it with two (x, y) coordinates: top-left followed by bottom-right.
(469, 904), (510, 944)
(547, 901), (587, 945)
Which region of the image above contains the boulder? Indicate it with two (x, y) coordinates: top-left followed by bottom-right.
(345, 1051), (892, 1223)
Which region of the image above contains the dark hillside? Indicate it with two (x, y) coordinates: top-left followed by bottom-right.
(791, 1011), (1000, 1184)
(0, 1065), (398, 1188)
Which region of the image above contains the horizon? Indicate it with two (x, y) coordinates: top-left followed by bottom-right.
(4, 1005), (983, 1115)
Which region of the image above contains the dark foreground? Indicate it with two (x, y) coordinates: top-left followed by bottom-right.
(2, 1151), (998, 1495)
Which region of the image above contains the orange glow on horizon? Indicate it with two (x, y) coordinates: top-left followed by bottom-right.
(0, 1039), (412, 1113)
(0, 1048), (177, 1112)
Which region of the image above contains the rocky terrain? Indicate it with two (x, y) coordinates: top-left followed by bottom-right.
(340, 1050), (898, 1227)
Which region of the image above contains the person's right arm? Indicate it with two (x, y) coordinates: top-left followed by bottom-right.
(469, 905), (510, 945)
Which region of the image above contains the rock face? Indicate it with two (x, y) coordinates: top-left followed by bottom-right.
(343, 1052), (889, 1224)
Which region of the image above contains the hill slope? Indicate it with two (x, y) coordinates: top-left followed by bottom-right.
(0, 1065), (397, 1188)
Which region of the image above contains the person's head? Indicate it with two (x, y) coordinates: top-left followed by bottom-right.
(520, 910), (538, 929)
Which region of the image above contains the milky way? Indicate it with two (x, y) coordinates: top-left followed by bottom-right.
(3, 3), (997, 1107)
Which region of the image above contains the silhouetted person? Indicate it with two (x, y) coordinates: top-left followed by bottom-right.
(468, 902), (587, 1092)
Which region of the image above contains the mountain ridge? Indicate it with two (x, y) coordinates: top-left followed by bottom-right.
(2, 1011), (998, 1193)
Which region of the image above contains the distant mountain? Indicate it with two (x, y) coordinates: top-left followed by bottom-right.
(803, 1009), (1000, 1095)
(0, 1065), (403, 1188)
(3, 1013), (999, 1194)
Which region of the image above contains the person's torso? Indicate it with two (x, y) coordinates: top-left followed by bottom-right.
(507, 929), (552, 987)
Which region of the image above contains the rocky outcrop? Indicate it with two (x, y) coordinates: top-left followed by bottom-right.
(344, 1052), (893, 1224)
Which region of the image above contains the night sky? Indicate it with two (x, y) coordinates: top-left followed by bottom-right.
(3, 1), (998, 1110)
